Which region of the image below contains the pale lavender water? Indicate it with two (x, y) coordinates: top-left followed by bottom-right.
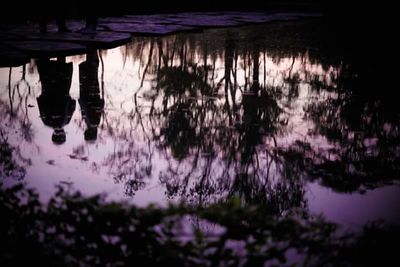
(1, 25), (399, 229)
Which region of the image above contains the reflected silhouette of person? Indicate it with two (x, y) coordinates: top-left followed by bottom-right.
(37, 57), (75, 145)
(79, 50), (104, 142)
(36, 1), (71, 33)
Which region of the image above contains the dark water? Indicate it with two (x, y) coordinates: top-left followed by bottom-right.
(1, 20), (399, 229)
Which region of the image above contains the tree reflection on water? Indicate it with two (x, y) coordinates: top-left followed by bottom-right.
(1, 20), (399, 209)
(1, 19), (399, 266)
(103, 21), (398, 207)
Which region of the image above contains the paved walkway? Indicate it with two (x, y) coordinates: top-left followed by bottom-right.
(0, 12), (320, 67)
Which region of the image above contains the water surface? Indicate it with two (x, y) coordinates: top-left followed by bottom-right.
(1, 20), (399, 229)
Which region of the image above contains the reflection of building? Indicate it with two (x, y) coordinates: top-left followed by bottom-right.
(79, 50), (104, 142)
(36, 58), (75, 144)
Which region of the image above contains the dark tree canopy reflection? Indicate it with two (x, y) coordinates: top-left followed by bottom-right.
(0, 19), (399, 209)
(117, 21), (395, 206)
(1, 18), (399, 266)
(293, 62), (400, 193)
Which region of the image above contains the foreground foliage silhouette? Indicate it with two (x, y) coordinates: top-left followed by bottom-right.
(0, 181), (398, 267)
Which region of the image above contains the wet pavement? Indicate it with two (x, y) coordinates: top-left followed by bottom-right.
(0, 12), (320, 66)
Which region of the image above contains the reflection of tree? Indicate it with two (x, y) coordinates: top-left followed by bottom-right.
(0, 65), (35, 177)
(0, 65), (35, 144)
(1, 20), (397, 223)
(103, 141), (152, 197)
(0, 21), (357, 208)
(294, 65), (400, 193)
(98, 24), (348, 210)
(1, 24), (398, 267)
(139, 29), (307, 213)
(154, 63), (213, 160)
